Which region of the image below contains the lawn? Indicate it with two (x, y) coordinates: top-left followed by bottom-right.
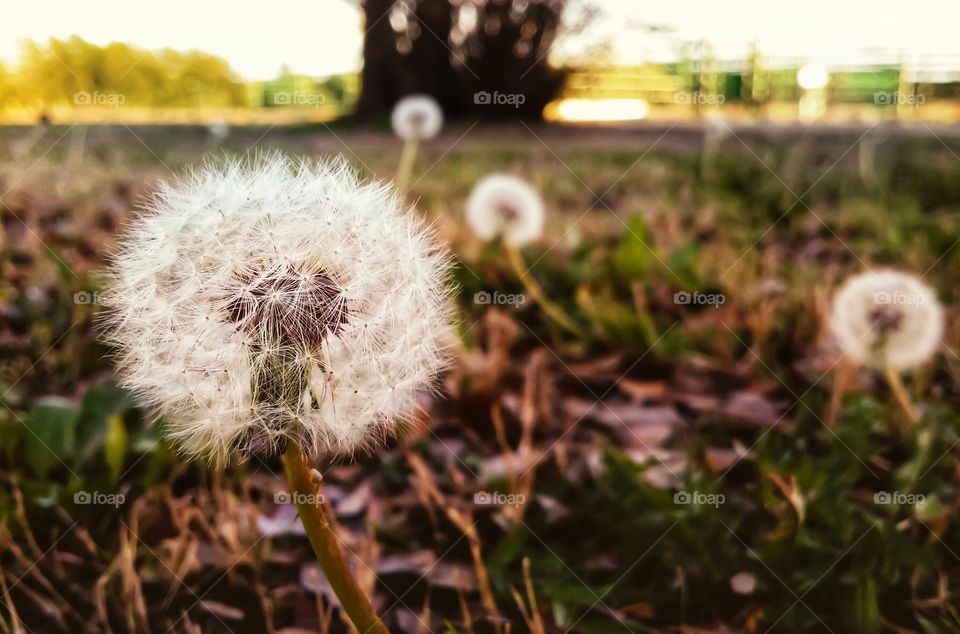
(0, 120), (959, 633)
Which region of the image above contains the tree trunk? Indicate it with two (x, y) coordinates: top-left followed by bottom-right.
(355, 0), (567, 121)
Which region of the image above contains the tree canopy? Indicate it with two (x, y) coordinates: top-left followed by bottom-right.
(0, 37), (245, 110)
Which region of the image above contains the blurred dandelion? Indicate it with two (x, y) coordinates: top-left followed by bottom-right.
(391, 94), (443, 193)
(466, 173), (581, 337)
(102, 154), (453, 633)
(829, 269), (943, 424)
(466, 173), (545, 248)
(392, 94), (443, 142)
(207, 119), (230, 140)
(700, 112), (729, 182)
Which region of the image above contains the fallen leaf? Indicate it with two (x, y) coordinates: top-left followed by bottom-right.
(617, 379), (667, 402)
(704, 448), (739, 473)
(257, 505), (305, 538)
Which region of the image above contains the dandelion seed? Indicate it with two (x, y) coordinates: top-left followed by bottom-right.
(829, 269), (943, 371)
(102, 154), (455, 466)
(466, 173), (545, 248)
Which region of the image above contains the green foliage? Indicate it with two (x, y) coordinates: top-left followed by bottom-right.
(663, 241), (702, 290)
(75, 384), (131, 467)
(8, 383), (164, 497)
(6, 36), (245, 109)
(104, 414), (128, 486)
(23, 398), (77, 478)
(504, 396), (960, 631)
(612, 215), (652, 279)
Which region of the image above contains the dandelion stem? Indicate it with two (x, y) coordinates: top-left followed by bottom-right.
(883, 362), (919, 428)
(282, 444), (388, 634)
(395, 137), (419, 194)
(504, 243), (583, 338)
(826, 358), (855, 427)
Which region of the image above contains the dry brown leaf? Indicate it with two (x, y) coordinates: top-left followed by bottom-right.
(722, 390), (790, 429)
(617, 379), (668, 402)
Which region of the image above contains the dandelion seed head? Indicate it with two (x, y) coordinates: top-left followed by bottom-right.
(465, 173), (545, 247)
(226, 265), (348, 348)
(102, 154), (455, 465)
(391, 94), (443, 141)
(703, 112), (730, 141)
(829, 269), (943, 371)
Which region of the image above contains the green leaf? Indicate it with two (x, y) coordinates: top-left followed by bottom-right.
(75, 384), (131, 468)
(851, 576), (880, 634)
(664, 242), (703, 289)
(23, 398), (77, 478)
(104, 414), (128, 486)
(0, 407), (22, 460)
(612, 215), (652, 279)
(916, 614), (951, 634)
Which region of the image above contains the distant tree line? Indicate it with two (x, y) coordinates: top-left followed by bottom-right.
(0, 37), (245, 110)
(0, 3), (582, 122)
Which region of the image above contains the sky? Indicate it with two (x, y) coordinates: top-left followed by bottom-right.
(0, 0), (957, 80)
(559, 0), (960, 73)
(0, 0), (364, 79)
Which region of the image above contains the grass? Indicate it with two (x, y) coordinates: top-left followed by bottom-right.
(0, 120), (959, 632)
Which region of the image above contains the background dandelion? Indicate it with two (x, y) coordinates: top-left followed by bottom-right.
(392, 94), (443, 193)
(466, 172), (581, 337)
(829, 270), (943, 371)
(829, 269), (945, 426)
(466, 173), (545, 248)
(391, 95), (443, 142)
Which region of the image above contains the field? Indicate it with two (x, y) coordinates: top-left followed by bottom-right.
(1, 120), (959, 633)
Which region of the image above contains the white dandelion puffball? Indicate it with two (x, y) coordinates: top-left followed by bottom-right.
(829, 270), (944, 371)
(465, 174), (545, 248)
(103, 154), (454, 465)
(391, 94), (443, 141)
(703, 112), (730, 141)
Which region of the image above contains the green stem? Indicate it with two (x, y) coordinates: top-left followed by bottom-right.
(395, 137), (419, 194)
(282, 444), (388, 634)
(504, 243), (584, 338)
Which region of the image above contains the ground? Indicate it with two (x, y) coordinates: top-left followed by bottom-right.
(0, 120), (959, 633)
